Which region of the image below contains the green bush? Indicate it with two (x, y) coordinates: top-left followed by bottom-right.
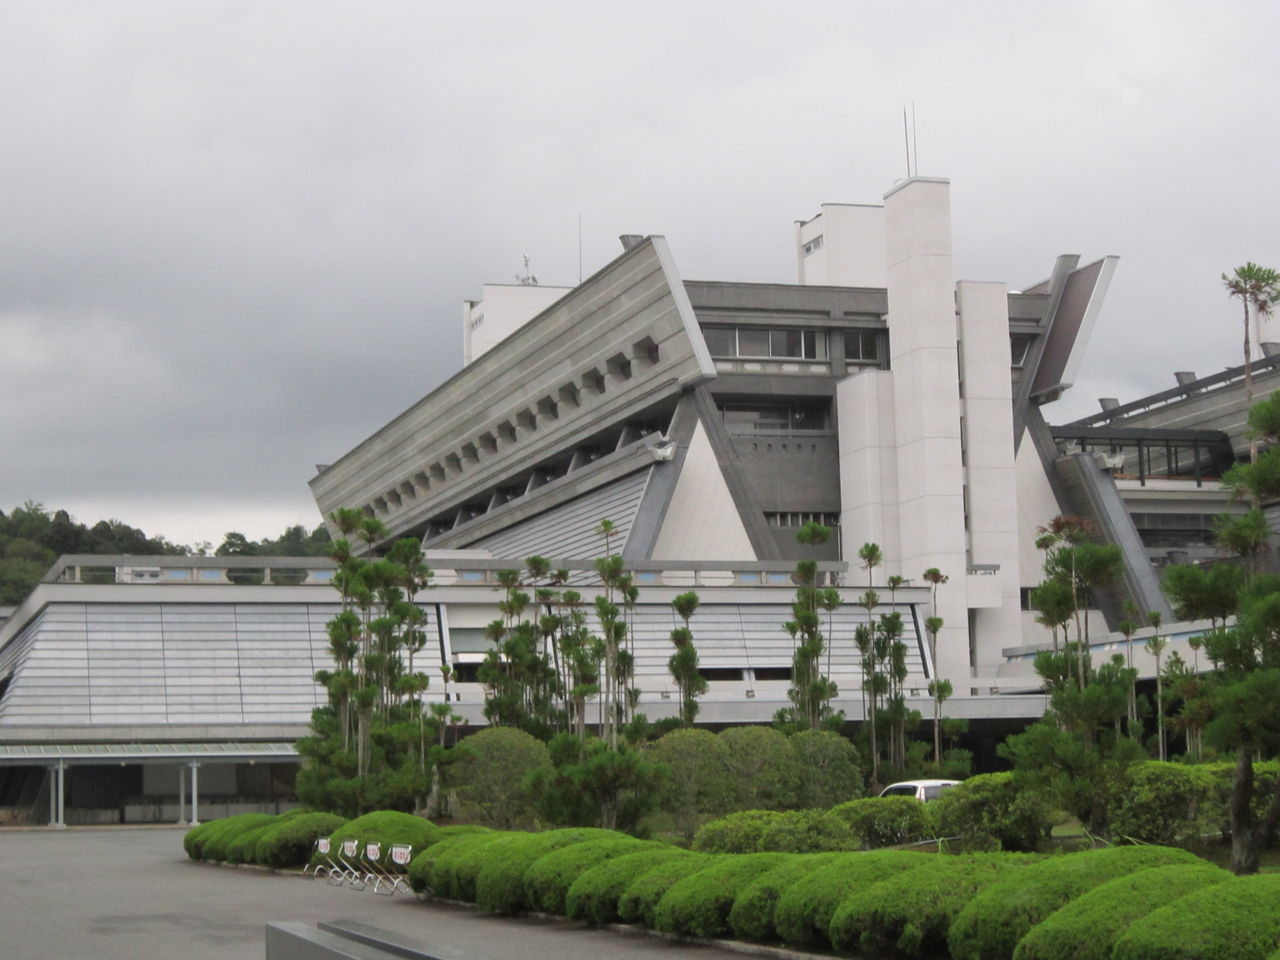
(474, 828), (620, 914)
(653, 852), (794, 938)
(718, 726), (800, 810)
(1108, 762), (1216, 846)
(931, 773), (1051, 851)
(773, 850), (930, 948)
(1196, 761), (1280, 842)
(1015, 863), (1231, 960)
(448, 727), (551, 828)
(223, 819), (283, 864)
(408, 831), (510, 897)
(566, 847), (694, 924)
(829, 852), (1036, 958)
(617, 854), (720, 927)
(727, 853), (844, 942)
(183, 819), (220, 860)
(1112, 873), (1280, 960)
(319, 810), (440, 871)
(832, 796), (933, 849)
(254, 812), (348, 868)
(789, 730), (863, 808)
(651, 729), (738, 843)
(947, 845), (1203, 960)
(523, 837), (655, 915)
(692, 810), (782, 853)
(757, 809), (857, 853)
(196, 813), (280, 862)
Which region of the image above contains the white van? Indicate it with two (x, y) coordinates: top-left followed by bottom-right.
(878, 779), (960, 802)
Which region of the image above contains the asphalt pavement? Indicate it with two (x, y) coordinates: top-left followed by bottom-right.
(0, 827), (755, 960)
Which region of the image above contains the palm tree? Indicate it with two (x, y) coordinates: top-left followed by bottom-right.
(1145, 611), (1167, 761)
(1223, 262), (1280, 461)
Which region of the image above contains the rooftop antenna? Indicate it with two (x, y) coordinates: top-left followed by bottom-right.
(902, 106), (911, 178)
(516, 254), (538, 286)
(578, 213), (583, 285)
(911, 102), (919, 176)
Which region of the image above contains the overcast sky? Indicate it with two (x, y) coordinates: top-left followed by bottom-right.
(2, 1), (1278, 548)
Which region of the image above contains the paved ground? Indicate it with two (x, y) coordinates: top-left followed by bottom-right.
(0, 827), (750, 960)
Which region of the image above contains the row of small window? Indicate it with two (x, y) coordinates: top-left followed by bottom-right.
(702, 326), (884, 364)
(448, 663), (792, 684)
(719, 399), (831, 432)
(765, 512), (840, 528)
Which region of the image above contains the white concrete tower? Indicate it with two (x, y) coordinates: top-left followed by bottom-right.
(882, 177), (970, 681)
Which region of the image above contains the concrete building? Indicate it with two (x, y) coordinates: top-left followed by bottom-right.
(0, 173), (1250, 824)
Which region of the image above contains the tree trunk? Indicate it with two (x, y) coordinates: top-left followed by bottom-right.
(1229, 747), (1280, 874)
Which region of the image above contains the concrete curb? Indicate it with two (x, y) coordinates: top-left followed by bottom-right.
(194, 858), (831, 960)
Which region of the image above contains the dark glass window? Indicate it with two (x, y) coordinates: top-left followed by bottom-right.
(738, 328), (771, 357)
(703, 327), (735, 356)
(845, 330), (881, 362)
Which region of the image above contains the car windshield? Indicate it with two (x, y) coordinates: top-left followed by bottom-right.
(882, 785), (918, 797)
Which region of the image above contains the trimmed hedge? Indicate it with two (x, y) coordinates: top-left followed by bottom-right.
(947, 845), (1203, 960)
(617, 854), (720, 927)
(1107, 762), (1216, 846)
(829, 853), (1036, 957)
(224, 820), (282, 863)
(692, 810), (782, 854)
(653, 852), (795, 938)
(565, 848), (694, 925)
(757, 810), (857, 853)
(474, 828), (621, 914)
(191, 813), (279, 861)
(320, 810), (439, 870)
(415, 832), (517, 900)
(523, 837), (655, 915)
(254, 812), (349, 868)
(832, 796), (933, 849)
(728, 853), (844, 942)
(773, 850), (929, 948)
(1014, 863), (1231, 960)
(1111, 873), (1280, 960)
(931, 773), (1051, 852)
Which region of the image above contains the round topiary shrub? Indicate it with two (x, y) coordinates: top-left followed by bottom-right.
(1107, 762), (1217, 846)
(197, 813), (280, 862)
(409, 830), (510, 897)
(947, 845), (1202, 960)
(523, 837), (656, 916)
(829, 852), (1036, 958)
(183, 819), (221, 860)
(474, 828), (620, 914)
(617, 854), (720, 927)
(1014, 862), (1231, 960)
(653, 852), (795, 938)
(728, 853), (844, 942)
(254, 812), (348, 868)
(757, 809), (857, 853)
(566, 848), (694, 925)
(223, 819), (284, 864)
(1111, 873), (1280, 960)
(319, 810), (439, 872)
(789, 729), (863, 809)
(448, 727), (551, 829)
(832, 796), (934, 849)
(692, 810), (783, 853)
(773, 850), (930, 948)
(930, 773), (1051, 851)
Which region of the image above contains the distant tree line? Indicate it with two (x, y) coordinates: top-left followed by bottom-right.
(0, 500), (330, 605)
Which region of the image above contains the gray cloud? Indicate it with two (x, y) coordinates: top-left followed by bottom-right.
(2, 0), (1278, 544)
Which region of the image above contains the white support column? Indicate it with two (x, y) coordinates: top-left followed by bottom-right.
(177, 764), (186, 825)
(190, 761), (200, 826)
(55, 760), (66, 828)
(48, 764), (56, 826)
